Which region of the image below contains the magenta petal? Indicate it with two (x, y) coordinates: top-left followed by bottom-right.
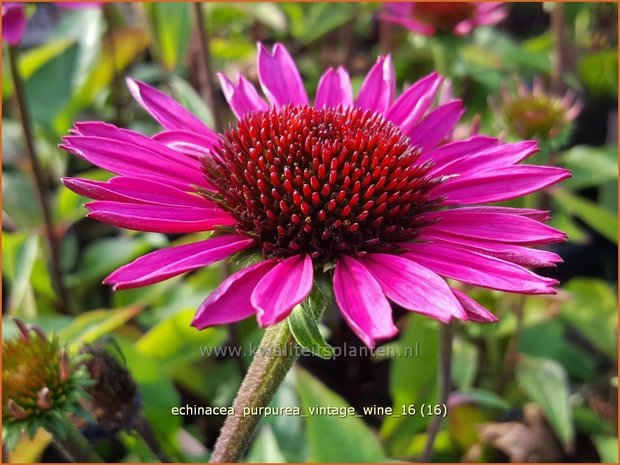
(126, 78), (217, 137)
(251, 254), (314, 326)
(431, 140), (539, 177)
(105, 235), (254, 290)
(257, 43), (308, 107)
(315, 66), (353, 108)
(434, 165), (572, 205)
(420, 135), (498, 165)
(60, 138), (208, 192)
(386, 72), (443, 132)
(419, 231), (563, 268)
(407, 100), (464, 151)
(85, 201), (234, 233)
(192, 260), (277, 329)
(63, 176), (213, 207)
(152, 130), (219, 160)
(333, 255), (398, 348)
(362, 253), (466, 322)
(2, 3), (26, 46)
(218, 72), (269, 119)
(356, 55), (395, 114)
(402, 242), (558, 294)
(422, 209), (566, 244)
(435, 206), (551, 222)
(451, 289), (498, 323)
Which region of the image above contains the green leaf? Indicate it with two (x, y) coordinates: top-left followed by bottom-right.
(381, 314), (439, 456)
(551, 188), (618, 243)
(288, 275), (334, 359)
(169, 76), (214, 129)
(516, 355), (574, 449)
(145, 3), (191, 72)
(593, 435), (618, 463)
(246, 425), (287, 463)
(452, 389), (511, 412)
(561, 145), (618, 189)
(560, 278), (618, 358)
(451, 337), (478, 390)
(60, 305), (143, 347)
(285, 3), (358, 45)
(236, 3), (287, 31)
(579, 50), (618, 96)
(296, 368), (386, 462)
(136, 308), (227, 367)
(2, 171), (43, 230)
(2, 233), (39, 315)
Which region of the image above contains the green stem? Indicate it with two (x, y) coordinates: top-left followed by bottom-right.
(51, 422), (103, 462)
(7, 45), (71, 314)
(209, 322), (298, 462)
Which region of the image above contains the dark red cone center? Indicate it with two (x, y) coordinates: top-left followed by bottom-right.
(204, 104), (441, 262)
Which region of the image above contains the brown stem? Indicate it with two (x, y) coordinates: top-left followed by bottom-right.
(210, 322), (298, 462)
(103, 3), (124, 126)
(551, 3), (566, 95)
(7, 45), (71, 314)
(133, 414), (172, 462)
(192, 2), (223, 132)
(421, 322), (453, 462)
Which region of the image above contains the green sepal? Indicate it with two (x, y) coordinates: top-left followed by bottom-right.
(288, 273), (334, 359)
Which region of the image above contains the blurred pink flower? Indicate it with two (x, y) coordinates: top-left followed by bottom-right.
(61, 43), (569, 348)
(381, 2), (507, 36)
(2, 2), (100, 46)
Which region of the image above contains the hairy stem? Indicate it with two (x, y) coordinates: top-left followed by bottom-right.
(193, 2), (223, 132)
(51, 422), (103, 462)
(7, 45), (71, 314)
(209, 322), (298, 462)
(421, 322), (453, 462)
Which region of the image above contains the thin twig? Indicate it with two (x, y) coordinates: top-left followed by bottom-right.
(133, 414), (172, 463)
(7, 45), (71, 314)
(103, 3), (124, 126)
(550, 3), (566, 95)
(421, 322), (453, 462)
(193, 2), (223, 132)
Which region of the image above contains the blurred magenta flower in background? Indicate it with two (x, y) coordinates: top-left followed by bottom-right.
(2, 2), (100, 46)
(61, 42), (569, 348)
(381, 2), (507, 36)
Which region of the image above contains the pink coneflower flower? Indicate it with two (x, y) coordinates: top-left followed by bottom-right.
(381, 2), (507, 36)
(61, 43), (569, 348)
(2, 2), (100, 46)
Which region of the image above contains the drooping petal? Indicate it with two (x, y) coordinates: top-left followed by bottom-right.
(2, 3), (26, 46)
(62, 176), (214, 208)
(422, 208), (566, 244)
(433, 165), (571, 205)
(333, 255), (398, 348)
(451, 289), (498, 322)
(386, 72), (443, 132)
(356, 55), (396, 114)
(407, 100), (464, 151)
(315, 66), (353, 108)
(257, 43), (308, 107)
(126, 78), (217, 137)
(104, 235), (254, 290)
(419, 231), (563, 268)
(431, 206), (551, 222)
(218, 72), (269, 119)
(85, 201), (234, 233)
(402, 242), (558, 294)
(251, 254), (314, 326)
(192, 260), (277, 328)
(362, 253), (466, 322)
